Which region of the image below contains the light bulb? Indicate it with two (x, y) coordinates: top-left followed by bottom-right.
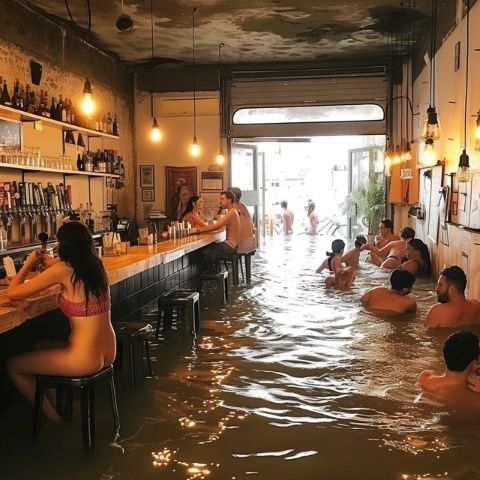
(420, 106), (441, 140)
(475, 124), (480, 140)
(80, 78), (95, 116)
(384, 156), (392, 177)
(190, 136), (200, 157)
(457, 149), (470, 182)
(150, 117), (162, 142)
(422, 139), (437, 167)
(393, 146), (401, 165)
(216, 150), (225, 164)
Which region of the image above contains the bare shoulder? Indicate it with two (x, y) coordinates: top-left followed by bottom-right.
(418, 370), (435, 388)
(425, 303), (443, 327)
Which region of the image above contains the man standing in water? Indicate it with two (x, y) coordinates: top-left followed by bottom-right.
(197, 190), (240, 271)
(425, 266), (480, 328)
(360, 269), (416, 315)
(280, 200), (294, 234)
(419, 331), (480, 413)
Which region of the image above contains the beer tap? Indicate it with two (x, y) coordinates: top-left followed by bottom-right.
(47, 182), (57, 236)
(11, 181), (20, 244)
(36, 182), (48, 235)
(18, 182), (27, 244)
(4, 183), (13, 242)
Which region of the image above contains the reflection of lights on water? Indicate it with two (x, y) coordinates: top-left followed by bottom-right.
(152, 448), (174, 467)
(179, 416), (197, 428)
(153, 451), (215, 479)
(382, 436), (449, 455)
(400, 473), (449, 479)
(187, 463), (211, 479)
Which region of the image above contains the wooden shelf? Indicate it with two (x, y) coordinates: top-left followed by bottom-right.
(0, 104), (119, 139)
(0, 162), (120, 178)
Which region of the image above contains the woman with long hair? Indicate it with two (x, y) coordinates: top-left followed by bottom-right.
(180, 195), (207, 227)
(7, 221), (115, 421)
(403, 238), (431, 277)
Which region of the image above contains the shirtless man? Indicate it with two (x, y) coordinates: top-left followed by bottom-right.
(419, 331), (480, 415)
(341, 235), (366, 268)
(362, 226), (415, 269)
(361, 269), (416, 315)
(425, 266), (480, 328)
(280, 200), (294, 234)
(374, 219), (399, 248)
(227, 187), (255, 254)
(197, 190), (240, 270)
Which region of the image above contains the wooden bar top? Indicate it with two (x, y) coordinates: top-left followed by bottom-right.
(0, 231), (224, 334)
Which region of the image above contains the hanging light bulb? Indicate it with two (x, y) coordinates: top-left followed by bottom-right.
(475, 111), (480, 152)
(80, 77), (95, 116)
(150, 117), (162, 142)
(393, 145), (401, 165)
(384, 156), (392, 177)
(420, 106), (441, 140)
(190, 136), (200, 157)
(457, 149), (470, 182)
(403, 143), (412, 162)
(422, 138), (437, 167)
(216, 149), (225, 165)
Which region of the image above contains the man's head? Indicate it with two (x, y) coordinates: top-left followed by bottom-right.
(227, 187), (242, 202)
(390, 269), (416, 294)
(379, 219), (394, 235)
(280, 200), (288, 209)
(354, 235), (367, 248)
(399, 226), (415, 241)
(220, 190), (235, 208)
(436, 265), (467, 303)
(443, 331), (480, 372)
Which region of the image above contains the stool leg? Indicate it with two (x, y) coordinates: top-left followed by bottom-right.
(245, 255), (252, 284)
(128, 336), (136, 391)
(219, 277), (226, 304)
(32, 382), (45, 440)
(194, 299), (200, 334)
(144, 337), (153, 377)
(240, 258), (245, 283)
(156, 305), (162, 338)
(224, 277), (229, 302)
(232, 257), (239, 286)
(186, 302), (195, 335)
(109, 373), (121, 436)
(80, 386), (95, 451)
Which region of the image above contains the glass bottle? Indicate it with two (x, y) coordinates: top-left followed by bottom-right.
(0, 79), (12, 106)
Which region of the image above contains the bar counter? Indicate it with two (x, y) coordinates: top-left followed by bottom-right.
(0, 231), (224, 334)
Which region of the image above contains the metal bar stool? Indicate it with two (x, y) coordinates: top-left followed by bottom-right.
(224, 251), (255, 285)
(157, 290), (200, 337)
(199, 270), (229, 303)
(33, 365), (120, 452)
(114, 322), (154, 391)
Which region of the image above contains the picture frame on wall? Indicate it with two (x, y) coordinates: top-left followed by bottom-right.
(142, 188), (155, 202)
(165, 166), (198, 220)
(140, 165), (155, 188)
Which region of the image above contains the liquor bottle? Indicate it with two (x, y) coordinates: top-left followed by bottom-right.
(107, 112), (113, 134)
(29, 90), (37, 114)
(18, 83), (25, 110)
(50, 97), (56, 119)
(76, 153), (84, 171)
(36, 90), (45, 116)
(112, 113), (119, 136)
(56, 95), (64, 121)
(61, 97), (67, 123)
(0, 79), (12, 106)
(24, 84), (31, 112)
(42, 92), (50, 118)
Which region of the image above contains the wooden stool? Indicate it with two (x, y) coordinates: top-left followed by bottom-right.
(33, 365), (120, 452)
(157, 290), (200, 337)
(225, 251), (255, 285)
(115, 322), (153, 391)
(199, 270), (229, 303)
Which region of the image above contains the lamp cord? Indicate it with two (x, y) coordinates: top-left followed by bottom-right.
(150, 0), (155, 118)
(65, 0), (91, 34)
(218, 43), (224, 150)
(192, 7), (197, 138)
(429, 0), (437, 107)
(463, 0), (470, 150)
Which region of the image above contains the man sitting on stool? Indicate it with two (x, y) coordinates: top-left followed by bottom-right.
(197, 190), (240, 271)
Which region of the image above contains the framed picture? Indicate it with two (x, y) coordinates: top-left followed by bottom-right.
(140, 165), (155, 188)
(142, 188), (155, 202)
(165, 166), (197, 220)
(201, 171), (223, 190)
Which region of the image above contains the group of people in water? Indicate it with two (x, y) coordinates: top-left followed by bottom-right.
(316, 218), (480, 412)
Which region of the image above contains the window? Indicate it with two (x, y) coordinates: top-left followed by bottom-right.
(233, 104), (384, 125)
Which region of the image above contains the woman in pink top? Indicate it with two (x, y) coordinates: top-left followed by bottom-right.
(7, 222), (115, 421)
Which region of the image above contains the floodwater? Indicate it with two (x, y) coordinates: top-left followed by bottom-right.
(2, 234), (480, 480)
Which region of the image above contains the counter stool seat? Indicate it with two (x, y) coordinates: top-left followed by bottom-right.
(33, 365), (120, 452)
(114, 321), (153, 391)
(157, 290), (200, 337)
(199, 270), (229, 303)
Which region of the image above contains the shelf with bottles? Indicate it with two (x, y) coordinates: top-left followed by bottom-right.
(0, 102), (119, 140)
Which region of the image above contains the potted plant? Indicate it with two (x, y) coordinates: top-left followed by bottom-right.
(342, 178), (386, 239)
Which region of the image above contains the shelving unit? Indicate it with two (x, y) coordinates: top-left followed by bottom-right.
(0, 104), (119, 139)
(0, 162), (120, 179)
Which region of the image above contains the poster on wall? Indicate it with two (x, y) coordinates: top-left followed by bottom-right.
(165, 166), (198, 220)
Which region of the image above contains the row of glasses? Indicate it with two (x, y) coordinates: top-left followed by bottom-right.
(0, 147), (73, 170)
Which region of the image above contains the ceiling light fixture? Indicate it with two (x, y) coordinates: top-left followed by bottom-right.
(116, 0), (134, 32)
(216, 42), (225, 165)
(420, 0), (440, 167)
(457, 0), (471, 182)
(190, 7), (200, 157)
(149, 0), (161, 143)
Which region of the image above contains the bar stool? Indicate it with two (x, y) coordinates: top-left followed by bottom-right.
(33, 365), (120, 452)
(157, 290), (200, 337)
(199, 270), (229, 303)
(225, 251), (255, 285)
(114, 322), (154, 391)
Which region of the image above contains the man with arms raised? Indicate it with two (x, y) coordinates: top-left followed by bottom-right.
(197, 190), (240, 271)
(361, 269), (416, 315)
(425, 266), (480, 328)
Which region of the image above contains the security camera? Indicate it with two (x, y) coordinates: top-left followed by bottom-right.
(116, 13), (134, 32)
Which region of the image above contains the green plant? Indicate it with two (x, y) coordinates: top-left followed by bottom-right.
(342, 178), (386, 235)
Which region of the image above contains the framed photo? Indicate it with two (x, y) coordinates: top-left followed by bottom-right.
(165, 166), (197, 220)
(140, 165), (155, 188)
(142, 188), (155, 202)
(201, 171), (223, 190)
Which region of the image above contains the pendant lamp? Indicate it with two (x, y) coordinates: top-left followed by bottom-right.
(216, 42), (225, 165)
(190, 7), (200, 157)
(149, 0), (162, 143)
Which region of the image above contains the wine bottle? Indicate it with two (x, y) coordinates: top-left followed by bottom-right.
(76, 153), (84, 171)
(112, 113), (119, 136)
(56, 95), (64, 121)
(0, 80), (12, 106)
(50, 97), (56, 119)
(11, 80), (20, 109)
